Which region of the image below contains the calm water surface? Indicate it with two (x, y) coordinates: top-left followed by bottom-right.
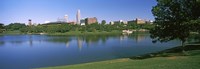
(0, 34), (181, 69)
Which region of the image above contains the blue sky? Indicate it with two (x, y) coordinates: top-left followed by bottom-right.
(0, 0), (157, 25)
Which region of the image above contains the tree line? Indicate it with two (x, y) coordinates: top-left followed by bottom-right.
(0, 21), (154, 34)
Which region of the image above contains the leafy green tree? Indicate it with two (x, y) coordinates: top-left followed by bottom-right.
(150, 0), (200, 46)
(0, 23), (3, 28)
(127, 21), (137, 29)
(142, 24), (155, 30)
(99, 20), (107, 31)
(101, 20), (106, 25)
(19, 27), (28, 33)
(0, 23), (4, 33)
(188, 19), (200, 33)
(5, 23), (26, 31)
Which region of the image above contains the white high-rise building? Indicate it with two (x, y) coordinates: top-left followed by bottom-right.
(76, 9), (81, 25)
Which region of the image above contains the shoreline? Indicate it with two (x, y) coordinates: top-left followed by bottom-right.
(0, 30), (151, 36)
(0, 31), (123, 36)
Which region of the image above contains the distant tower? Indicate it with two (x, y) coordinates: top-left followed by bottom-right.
(76, 9), (81, 25)
(64, 14), (68, 22)
(28, 19), (32, 26)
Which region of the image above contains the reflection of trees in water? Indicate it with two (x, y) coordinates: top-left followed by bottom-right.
(10, 41), (23, 44)
(77, 36), (83, 50)
(0, 41), (5, 46)
(128, 32), (149, 43)
(45, 34), (151, 50)
(85, 35), (100, 44)
(0, 35), (27, 46)
(135, 34), (147, 43)
(0, 41), (24, 46)
(0, 35), (5, 46)
(47, 36), (71, 43)
(46, 36), (72, 48)
(76, 35), (114, 49)
(84, 35), (112, 45)
(29, 35), (33, 46)
(46, 35), (110, 50)
(76, 35), (107, 50)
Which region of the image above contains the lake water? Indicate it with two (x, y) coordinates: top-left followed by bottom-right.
(0, 33), (181, 69)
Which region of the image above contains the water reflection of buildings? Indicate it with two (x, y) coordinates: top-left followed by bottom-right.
(77, 37), (83, 51)
(64, 37), (83, 50)
(28, 35), (44, 47)
(29, 35), (33, 47)
(121, 34), (147, 43)
(120, 35), (128, 41)
(66, 41), (70, 48)
(76, 36), (107, 51)
(135, 34), (146, 43)
(63, 36), (110, 51)
(120, 35), (128, 45)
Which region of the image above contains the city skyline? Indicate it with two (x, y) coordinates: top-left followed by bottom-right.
(0, 0), (157, 25)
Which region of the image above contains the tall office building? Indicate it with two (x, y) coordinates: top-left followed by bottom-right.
(76, 9), (81, 25)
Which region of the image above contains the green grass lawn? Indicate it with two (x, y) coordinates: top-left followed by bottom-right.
(0, 30), (22, 35)
(38, 45), (200, 69)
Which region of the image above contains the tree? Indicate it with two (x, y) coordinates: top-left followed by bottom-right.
(0, 23), (3, 28)
(5, 23), (26, 31)
(188, 19), (200, 33)
(0, 23), (4, 33)
(101, 20), (106, 25)
(150, 0), (200, 47)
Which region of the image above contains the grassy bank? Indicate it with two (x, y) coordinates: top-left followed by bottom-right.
(38, 45), (200, 69)
(0, 30), (122, 36)
(0, 30), (23, 35)
(46, 30), (122, 36)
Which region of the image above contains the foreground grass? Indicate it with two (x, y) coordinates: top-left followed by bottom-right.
(39, 45), (200, 69)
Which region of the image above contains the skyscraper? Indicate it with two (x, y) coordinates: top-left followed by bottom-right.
(76, 9), (81, 25)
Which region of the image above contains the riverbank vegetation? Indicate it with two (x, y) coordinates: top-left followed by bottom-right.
(0, 21), (154, 35)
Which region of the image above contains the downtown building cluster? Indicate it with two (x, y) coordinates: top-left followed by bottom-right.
(43, 9), (98, 25)
(33, 9), (153, 26)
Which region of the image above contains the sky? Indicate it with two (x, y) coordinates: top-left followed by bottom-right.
(0, 0), (157, 25)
